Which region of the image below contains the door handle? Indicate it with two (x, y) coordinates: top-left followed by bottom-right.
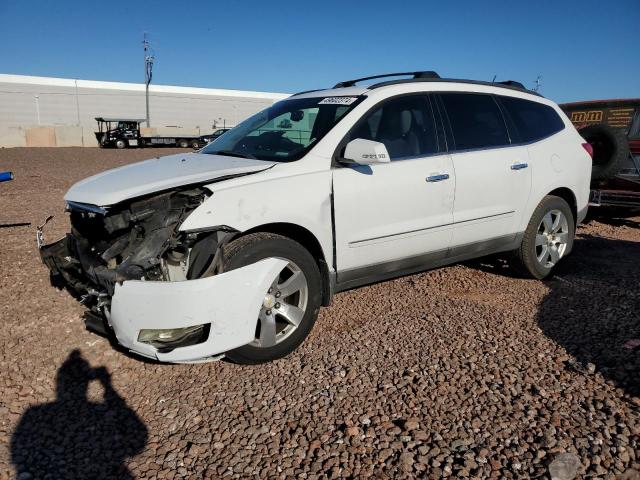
(511, 162), (528, 170)
(426, 173), (450, 182)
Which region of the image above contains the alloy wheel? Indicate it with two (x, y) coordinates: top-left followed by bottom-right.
(251, 261), (308, 348)
(535, 209), (569, 268)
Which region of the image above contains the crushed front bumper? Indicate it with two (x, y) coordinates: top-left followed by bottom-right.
(108, 258), (286, 362)
(39, 229), (287, 362)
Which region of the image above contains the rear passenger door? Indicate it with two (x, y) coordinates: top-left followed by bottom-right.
(438, 93), (531, 252)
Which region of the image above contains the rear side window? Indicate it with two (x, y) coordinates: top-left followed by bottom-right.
(440, 93), (510, 150)
(351, 95), (438, 160)
(500, 96), (565, 142)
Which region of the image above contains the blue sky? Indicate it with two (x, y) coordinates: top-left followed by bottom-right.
(1, 0), (638, 103)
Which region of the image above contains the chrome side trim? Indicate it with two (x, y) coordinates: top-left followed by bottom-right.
(349, 211), (515, 246)
(336, 233), (523, 293)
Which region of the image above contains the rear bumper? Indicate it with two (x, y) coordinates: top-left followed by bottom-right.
(39, 232), (287, 362)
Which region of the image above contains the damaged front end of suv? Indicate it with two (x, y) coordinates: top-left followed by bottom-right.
(42, 188), (206, 296)
(38, 183), (286, 363)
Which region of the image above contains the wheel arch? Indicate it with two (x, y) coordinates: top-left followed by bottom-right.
(240, 222), (333, 306)
(547, 187), (577, 223)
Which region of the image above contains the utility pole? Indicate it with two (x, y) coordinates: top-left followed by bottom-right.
(533, 75), (543, 92)
(143, 32), (155, 127)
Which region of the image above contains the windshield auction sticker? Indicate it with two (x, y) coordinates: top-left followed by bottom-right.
(318, 97), (358, 105)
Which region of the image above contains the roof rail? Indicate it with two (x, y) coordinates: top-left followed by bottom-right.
(367, 77), (540, 96)
(333, 71), (440, 88)
(495, 80), (526, 89)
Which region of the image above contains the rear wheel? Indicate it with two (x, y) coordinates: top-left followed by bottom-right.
(178, 139), (190, 148)
(514, 195), (575, 279)
(221, 233), (322, 364)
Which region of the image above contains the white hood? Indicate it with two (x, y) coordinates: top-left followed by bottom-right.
(64, 153), (276, 206)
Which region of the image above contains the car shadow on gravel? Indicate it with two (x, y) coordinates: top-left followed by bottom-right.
(537, 233), (640, 398)
(586, 208), (640, 228)
(10, 350), (148, 479)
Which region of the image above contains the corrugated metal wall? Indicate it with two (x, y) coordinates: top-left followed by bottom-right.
(0, 74), (289, 147)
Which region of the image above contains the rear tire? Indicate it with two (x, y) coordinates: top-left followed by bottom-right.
(514, 195), (575, 279)
(579, 124), (629, 181)
(178, 139), (190, 148)
(221, 233), (322, 364)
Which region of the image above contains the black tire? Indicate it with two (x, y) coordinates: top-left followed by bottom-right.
(115, 139), (128, 149)
(190, 140), (200, 149)
(513, 195), (575, 280)
(138, 138), (146, 148)
(579, 124), (629, 181)
(178, 139), (190, 148)
(221, 233), (322, 364)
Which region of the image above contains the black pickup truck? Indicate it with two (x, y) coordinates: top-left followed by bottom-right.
(560, 99), (640, 208)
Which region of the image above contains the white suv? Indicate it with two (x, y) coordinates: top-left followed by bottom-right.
(39, 71), (592, 363)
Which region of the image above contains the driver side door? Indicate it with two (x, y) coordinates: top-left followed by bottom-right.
(332, 94), (455, 287)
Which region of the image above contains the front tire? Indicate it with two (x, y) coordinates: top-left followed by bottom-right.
(115, 139), (128, 149)
(514, 196), (575, 279)
(221, 233), (322, 364)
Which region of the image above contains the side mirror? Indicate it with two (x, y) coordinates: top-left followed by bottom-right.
(342, 139), (390, 165)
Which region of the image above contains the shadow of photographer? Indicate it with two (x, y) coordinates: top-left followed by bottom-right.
(11, 350), (148, 479)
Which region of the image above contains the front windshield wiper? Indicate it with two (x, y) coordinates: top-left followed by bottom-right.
(206, 150), (256, 160)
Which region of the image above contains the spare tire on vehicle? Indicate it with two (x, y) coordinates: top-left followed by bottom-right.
(579, 124), (630, 181)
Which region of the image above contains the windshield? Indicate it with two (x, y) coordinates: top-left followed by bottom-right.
(202, 96), (363, 161)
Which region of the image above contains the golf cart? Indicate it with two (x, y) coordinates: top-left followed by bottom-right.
(95, 117), (145, 149)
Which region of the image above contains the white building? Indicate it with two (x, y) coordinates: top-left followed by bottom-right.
(0, 74), (289, 147)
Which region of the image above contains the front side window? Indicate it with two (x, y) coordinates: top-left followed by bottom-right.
(440, 93), (510, 150)
(201, 97), (362, 162)
(499, 96), (565, 142)
(349, 95), (438, 160)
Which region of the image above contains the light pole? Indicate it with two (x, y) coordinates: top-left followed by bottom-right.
(34, 95), (41, 125)
(143, 32), (155, 127)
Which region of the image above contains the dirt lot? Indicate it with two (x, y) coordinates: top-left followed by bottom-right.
(0, 148), (638, 479)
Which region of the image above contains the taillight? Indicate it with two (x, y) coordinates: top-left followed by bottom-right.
(582, 142), (594, 158)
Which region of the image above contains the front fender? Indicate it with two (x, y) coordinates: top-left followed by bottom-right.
(179, 171), (334, 265)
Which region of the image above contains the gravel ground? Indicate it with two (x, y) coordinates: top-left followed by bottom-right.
(0, 147), (638, 479)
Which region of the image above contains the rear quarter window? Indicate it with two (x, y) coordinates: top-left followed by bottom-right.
(499, 96), (565, 143)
